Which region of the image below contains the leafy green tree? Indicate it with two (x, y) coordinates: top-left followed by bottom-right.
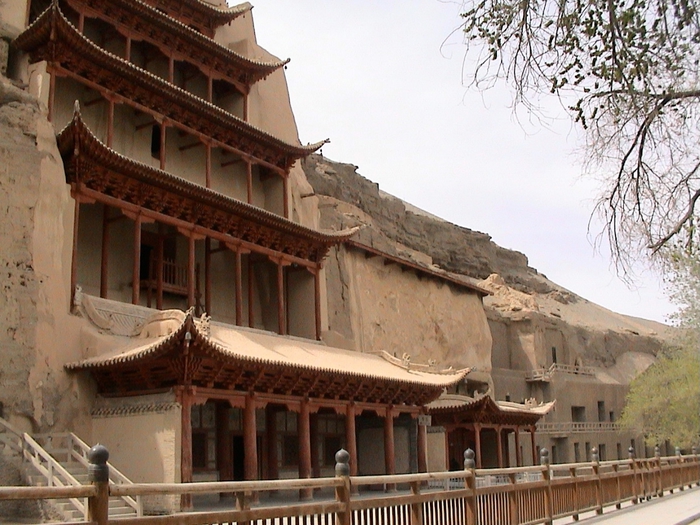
(460, 0), (700, 271)
(618, 250), (700, 447)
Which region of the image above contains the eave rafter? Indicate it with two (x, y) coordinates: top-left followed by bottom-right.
(14, 4), (326, 172)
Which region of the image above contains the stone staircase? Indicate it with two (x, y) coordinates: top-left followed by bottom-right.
(0, 418), (141, 521)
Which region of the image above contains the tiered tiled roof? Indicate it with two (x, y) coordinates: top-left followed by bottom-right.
(58, 108), (356, 263)
(428, 394), (555, 426)
(65, 0), (288, 90)
(139, 0), (252, 37)
(15, 4), (326, 172)
(67, 309), (469, 405)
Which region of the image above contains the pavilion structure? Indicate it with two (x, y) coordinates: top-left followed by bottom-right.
(67, 307), (468, 501)
(428, 394), (555, 469)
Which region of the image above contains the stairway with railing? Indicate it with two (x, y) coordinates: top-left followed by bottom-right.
(0, 417), (141, 521)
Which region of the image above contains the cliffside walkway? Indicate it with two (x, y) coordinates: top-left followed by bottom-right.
(556, 485), (700, 524)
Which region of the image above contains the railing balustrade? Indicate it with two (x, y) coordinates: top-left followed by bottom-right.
(526, 363), (596, 381)
(536, 421), (620, 434)
(1, 445), (699, 525)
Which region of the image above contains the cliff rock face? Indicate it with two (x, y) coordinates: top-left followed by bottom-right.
(0, 76), (88, 433)
(303, 154), (671, 377)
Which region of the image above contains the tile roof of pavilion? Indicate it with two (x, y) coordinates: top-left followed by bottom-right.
(67, 306), (469, 406)
(65, 0), (288, 89)
(15, 4), (326, 172)
(57, 107), (357, 263)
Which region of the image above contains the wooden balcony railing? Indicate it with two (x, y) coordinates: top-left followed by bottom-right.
(526, 363), (596, 382)
(536, 421), (620, 434)
(2, 445), (699, 525)
(141, 258), (202, 313)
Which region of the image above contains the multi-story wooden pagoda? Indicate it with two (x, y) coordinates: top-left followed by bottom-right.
(12, 0), (474, 509)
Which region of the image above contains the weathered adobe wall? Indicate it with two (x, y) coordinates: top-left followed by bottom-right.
(0, 75), (92, 435)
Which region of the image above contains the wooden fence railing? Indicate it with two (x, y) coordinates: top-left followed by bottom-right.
(1, 445), (698, 525)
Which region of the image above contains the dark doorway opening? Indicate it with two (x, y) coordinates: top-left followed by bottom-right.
(232, 435), (244, 481)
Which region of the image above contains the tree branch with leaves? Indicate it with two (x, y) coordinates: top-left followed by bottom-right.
(460, 0), (700, 272)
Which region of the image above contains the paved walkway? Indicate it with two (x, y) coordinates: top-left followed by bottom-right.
(555, 485), (700, 525)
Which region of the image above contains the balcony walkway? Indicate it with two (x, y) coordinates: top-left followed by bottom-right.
(555, 485), (700, 525)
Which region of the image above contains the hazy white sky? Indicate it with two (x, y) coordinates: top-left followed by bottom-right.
(249, 1), (675, 324)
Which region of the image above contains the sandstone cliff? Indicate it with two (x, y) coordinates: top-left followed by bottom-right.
(303, 154), (672, 377)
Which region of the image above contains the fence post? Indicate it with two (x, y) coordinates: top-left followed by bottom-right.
(335, 449), (351, 525)
(464, 448), (477, 525)
(570, 466), (579, 520)
(591, 447), (602, 515)
(655, 445), (662, 497)
(629, 446), (638, 504)
(87, 444), (109, 525)
(409, 480), (423, 525)
(693, 447), (699, 488)
(541, 448), (553, 525)
(508, 473), (518, 525)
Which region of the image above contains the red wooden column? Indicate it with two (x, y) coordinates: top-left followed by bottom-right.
(131, 214), (142, 305)
(496, 425), (504, 468)
(100, 206), (110, 298)
(70, 194), (81, 305)
(384, 408), (396, 492)
(417, 417), (428, 473)
(187, 233), (196, 309)
(178, 387), (193, 510)
(283, 175), (289, 219)
(444, 429), (450, 470)
(48, 70), (55, 122)
(204, 237), (211, 314)
(106, 100), (114, 148)
(530, 425), (537, 466)
(246, 160), (253, 204)
(248, 258), (255, 328)
(276, 259), (287, 335)
(205, 143), (212, 188)
(310, 412), (320, 479)
(265, 406), (279, 482)
(345, 404), (358, 476)
(234, 249), (244, 326)
(474, 423), (483, 469)
(515, 427), (522, 467)
(125, 37), (131, 61)
(216, 403), (232, 485)
(313, 266), (322, 340)
(159, 122), (167, 171)
(243, 393), (258, 482)
(298, 400), (312, 500)
(156, 229), (164, 309)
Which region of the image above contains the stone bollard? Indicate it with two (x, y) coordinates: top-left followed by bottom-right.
(654, 445), (661, 458)
(87, 444), (109, 525)
(464, 449), (477, 525)
(591, 447), (599, 464)
(539, 449), (552, 524)
(628, 446), (639, 504)
(464, 448), (476, 470)
(675, 446), (681, 457)
(334, 449), (351, 525)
